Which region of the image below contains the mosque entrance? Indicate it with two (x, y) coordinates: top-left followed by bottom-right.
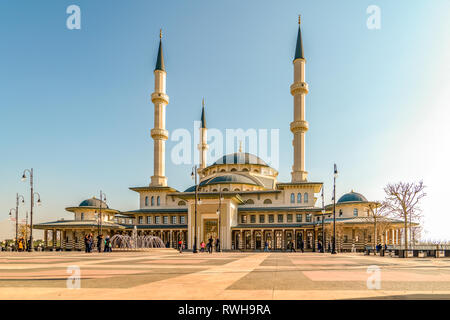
(203, 219), (218, 242)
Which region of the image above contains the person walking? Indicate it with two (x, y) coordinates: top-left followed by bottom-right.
(84, 235), (89, 253)
(300, 239), (304, 253)
(208, 237), (213, 254)
(200, 241), (206, 253)
(215, 238), (220, 252)
(290, 241), (296, 252)
(178, 239), (183, 253)
(104, 236), (111, 252)
(96, 234), (103, 253)
(264, 240), (269, 252)
(88, 233), (94, 253)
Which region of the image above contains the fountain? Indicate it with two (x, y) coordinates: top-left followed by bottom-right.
(110, 226), (166, 250)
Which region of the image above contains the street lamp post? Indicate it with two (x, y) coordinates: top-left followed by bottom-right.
(98, 191), (106, 236)
(9, 193), (25, 251)
(191, 166), (198, 253)
(321, 185), (325, 253)
(21, 168), (41, 252)
(332, 164), (338, 254)
(216, 190), (223, 252)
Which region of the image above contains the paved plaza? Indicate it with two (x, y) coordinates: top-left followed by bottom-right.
(0, 249), (450, 300)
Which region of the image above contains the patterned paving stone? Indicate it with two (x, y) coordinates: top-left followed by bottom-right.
(0, 251), (450, 299)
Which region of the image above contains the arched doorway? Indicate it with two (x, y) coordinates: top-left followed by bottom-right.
(235, 232), (241, 250)
(306, 231), (313, 250)
(275, 231), (282, 250)
(265, 232), (273, 249)
(255, 232), (262, 250)
(245, 232), (251, 249)
(297, 231), (303, 250)
(286, 231), (293, 250)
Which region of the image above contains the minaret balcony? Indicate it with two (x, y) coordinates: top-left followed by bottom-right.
(290, 120), (309, 133)
(151, 92), (169, 104)
(290, 82), (309, 95)
(151, 128), (169, 140)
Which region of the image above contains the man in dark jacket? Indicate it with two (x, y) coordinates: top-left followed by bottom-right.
(96, 234), (103, 253)
(208, 237), (213, 254)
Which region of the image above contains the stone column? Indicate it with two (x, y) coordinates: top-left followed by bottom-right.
(52, 229), (56, 250)
(239, 230), (243, 250)
(44, 230), (48, 249)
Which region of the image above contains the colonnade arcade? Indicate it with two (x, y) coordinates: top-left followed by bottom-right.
(231, 226), (404, 252)
(41, 228), (188, 250)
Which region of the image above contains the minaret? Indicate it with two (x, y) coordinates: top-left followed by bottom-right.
(150, 29), (169, 186)
(290, 15), (309, 182)
(198, 98), (208, 170)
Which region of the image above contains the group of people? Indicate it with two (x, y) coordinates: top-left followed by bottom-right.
(84, 234), (112, 253)
(263, 240), (305, 253)
(200, 237), (220, 253)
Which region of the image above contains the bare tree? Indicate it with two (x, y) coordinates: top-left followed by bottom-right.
(366, 202), (392, 253)
(383, 181), (426, 253)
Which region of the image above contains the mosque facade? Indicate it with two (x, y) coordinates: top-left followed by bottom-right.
(35, 19), (406, 252)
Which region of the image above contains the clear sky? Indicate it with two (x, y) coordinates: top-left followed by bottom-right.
(1, 0), (449, 240)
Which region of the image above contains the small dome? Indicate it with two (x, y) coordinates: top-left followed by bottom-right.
(337, 191), (367, 204)
(79, 197), (108, 208)
(212, 152), (268, 166)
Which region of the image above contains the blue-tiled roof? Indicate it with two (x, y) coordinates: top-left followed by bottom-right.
(337, 192), (368, 203)
(79, 198), (108, 208)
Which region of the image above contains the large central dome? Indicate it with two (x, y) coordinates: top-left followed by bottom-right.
(212, 152), (268, 166)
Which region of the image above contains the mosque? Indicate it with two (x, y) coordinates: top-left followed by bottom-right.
(35, 18), (406, 252)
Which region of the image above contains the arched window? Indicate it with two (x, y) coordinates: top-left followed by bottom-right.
(145, 196), (149, 206)
(339, 209), (343, 217)
(230, 168), (237, 172)
(151, 196), (154, 206)
(242, 168), (249, 172)
(220, 169), (226, 172)
(297, 193), (302, 203)
(353, 208), (358, 217)
(234, 188), (240, 191)
(178, 200), (186, 206)
(254, 169), (259, 173)
(290, 193), (295, 203)
(304, 193), (308, 203)
(222, 188), (229, 191)
(80, 212), (84, 220)
(263, 199), (272, 204)
(157, 196), (160, 206)
(246, 199), (254, 204)
(212, 189), (217, 192)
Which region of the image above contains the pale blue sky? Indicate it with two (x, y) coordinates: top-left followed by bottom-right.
(1, 0), (449, 240)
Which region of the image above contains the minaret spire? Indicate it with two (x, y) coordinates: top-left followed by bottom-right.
(198, 98), (208, 170)
(294, 15), (304, 60)
(155, 28), (165, 72)
(201, 98), (206, 128)
(150, 30), (169, 186)
(290, 15), (309, 182)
